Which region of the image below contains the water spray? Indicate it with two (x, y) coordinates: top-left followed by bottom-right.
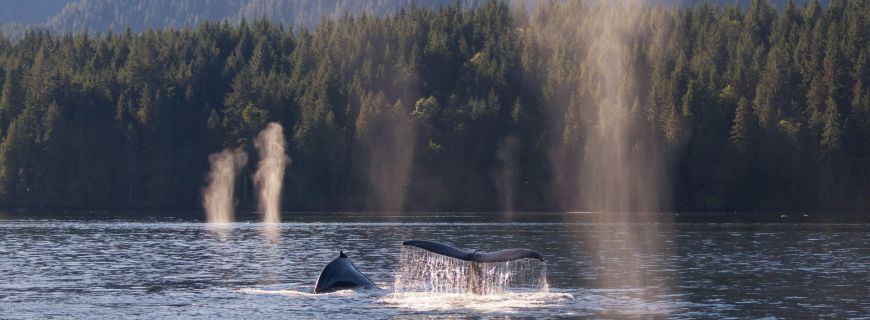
(253, 122), (289, 224)
(203, 148), (248, 223)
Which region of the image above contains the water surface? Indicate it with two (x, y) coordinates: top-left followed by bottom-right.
(1, 212), (868, 318)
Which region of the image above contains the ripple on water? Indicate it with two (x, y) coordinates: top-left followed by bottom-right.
(1, 219), (869, 318)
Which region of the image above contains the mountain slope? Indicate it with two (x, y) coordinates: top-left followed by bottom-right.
(2, 0), (830, 36)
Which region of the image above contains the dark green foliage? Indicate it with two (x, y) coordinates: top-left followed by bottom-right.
(0, 0), (865, 212)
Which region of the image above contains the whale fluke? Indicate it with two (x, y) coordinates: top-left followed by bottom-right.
(401, 240), (545, 262)
(313, 251), (375, 293)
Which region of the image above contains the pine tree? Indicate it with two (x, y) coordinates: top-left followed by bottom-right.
(0, 106), (39, 204)
(0, 70), (23, 136)
(731, 97), (756, 153)
(821, 96), (843, 151)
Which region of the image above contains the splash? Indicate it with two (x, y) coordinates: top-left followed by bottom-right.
(237, 288), (355, 297)
(394, 246), (548, 295)
(381, 291), (573, 313)
(253, 122), (289, 224)
(203, 148), (248, 223)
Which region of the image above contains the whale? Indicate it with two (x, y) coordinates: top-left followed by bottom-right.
(313, 251), (376, 293)
(312, 241), (544, 294)
(401, 240), (544, 262)
(401, 240), (545, 294)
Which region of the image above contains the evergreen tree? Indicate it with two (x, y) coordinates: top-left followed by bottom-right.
(0, 0), (864, 212)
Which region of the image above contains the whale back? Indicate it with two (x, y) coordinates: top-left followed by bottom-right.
(401, 240), (544, 262)
(313, 251), (375, 293)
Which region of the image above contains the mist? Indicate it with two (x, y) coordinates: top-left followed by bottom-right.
(253, 122), (289, 223)
(494, 135), (520, 214)
(203, 148), (248, 223)
(368, 108), (414, 213)
(525, 0), (675, 302)
(528, 1), (670, 214)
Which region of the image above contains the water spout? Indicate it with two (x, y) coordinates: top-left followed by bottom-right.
(203, 148), (248, 223)
(532, 0), (673, 303)
(253, 122), (289, 224)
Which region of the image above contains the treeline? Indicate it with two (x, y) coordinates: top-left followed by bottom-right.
(0, 0), (866, 212)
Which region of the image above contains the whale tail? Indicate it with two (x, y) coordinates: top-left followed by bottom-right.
(400, 240), (545, 294)
(401, 240), (544, 262)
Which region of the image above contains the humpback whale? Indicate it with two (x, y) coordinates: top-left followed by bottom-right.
(401, 240), (544, 262)
(401, 240), (545, 294)
(313, 251), (375, 293)
(312, 241), (544, 294)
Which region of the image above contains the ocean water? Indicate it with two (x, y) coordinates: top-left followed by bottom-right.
(0, 212), (867, 318)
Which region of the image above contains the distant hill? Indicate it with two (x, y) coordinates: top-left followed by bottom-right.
(2, 0), (485, 36)
(44, 0), (491, 33)
(0, 0), (70, 24)
(652, 0), (828, 8)
(1, 0), (830, 37)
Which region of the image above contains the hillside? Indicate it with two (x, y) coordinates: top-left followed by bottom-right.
(0, 0), (865, 212)
(2, 0), (829, 36)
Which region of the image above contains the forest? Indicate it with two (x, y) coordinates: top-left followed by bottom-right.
(0, 0), (866, 213)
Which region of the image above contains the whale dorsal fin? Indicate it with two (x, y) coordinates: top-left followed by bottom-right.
(314, 251), (375, 293)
